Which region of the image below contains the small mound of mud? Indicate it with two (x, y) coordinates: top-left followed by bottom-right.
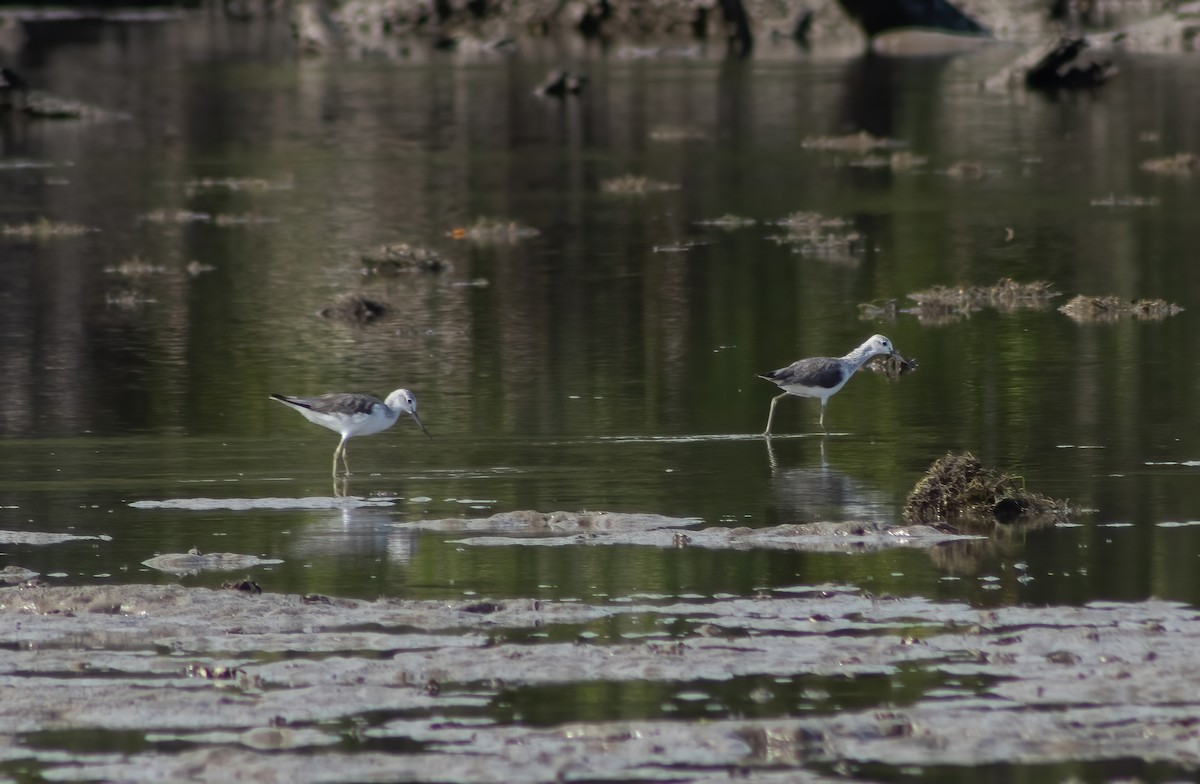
(1058, 294), (1184, 322)
(0, 566), (38, 585)
(534, 69), (587, 97)
(599, 174), (681, 195)
(142, 552), (284, 577)
(904, 452), (1071, 529)
(359, 242), (450, 275)
(1139, 152), (1200, 176)
(319, 293), (389, 324)
(0, 530), (113, 545)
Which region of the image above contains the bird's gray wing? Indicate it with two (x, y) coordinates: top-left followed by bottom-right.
(273, 393), (384, 416)
(760, 357), (844, 389)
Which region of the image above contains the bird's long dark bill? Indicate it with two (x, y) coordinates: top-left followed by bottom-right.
(411, 412), (432, 439)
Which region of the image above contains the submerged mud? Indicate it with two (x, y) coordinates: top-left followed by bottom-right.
(3, 583), (1200, 781)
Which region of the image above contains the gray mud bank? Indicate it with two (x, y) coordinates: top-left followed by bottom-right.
(3, 580), (1200, 781)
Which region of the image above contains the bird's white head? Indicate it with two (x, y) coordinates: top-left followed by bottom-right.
(385, 389), (432, 439)
(864, 334), (896, 357)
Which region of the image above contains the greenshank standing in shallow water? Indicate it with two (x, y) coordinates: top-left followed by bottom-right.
(758, 334), (898, 436)
(270, 389), (431, 477)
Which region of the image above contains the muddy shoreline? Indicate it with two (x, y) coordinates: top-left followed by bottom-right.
(3, 575), (1199, 781)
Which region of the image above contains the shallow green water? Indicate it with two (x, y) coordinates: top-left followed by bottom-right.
(2, 11), (1200, 780)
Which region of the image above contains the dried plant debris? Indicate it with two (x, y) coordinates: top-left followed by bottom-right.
(1090, 193), (1161, 208)
(105, 290), (156, 309)
(649, 125), (708, 142)
(184, 175), (293, 194)
(393, 510), (700, 534)
(769, 211), (863, 260)
(599, 174), (681, 195)
(2, 217), (96, 239)
(448, 216), (540, 243)
(140, 208), (213, 224)
(800, 131), (901, 153)
(23, 91), (126, 120)
(944, 160), (987, 180)
(904, 278), (1057, 324)
(1058, 295), (1184, 322)
(318, 293), (389, 325)
(213, 213), (277, 226)
(186, 261), (216, 276)
(849, 151), (929, 170)
(360, 242), (451, 275)
(865, 352), (918, 379)
(858, 299), (898, 321)
(1139, 153), (1200, 176)
(104, 256), (167, 277)
(695, 214), (756, 229)
(904, 452), (1072, 529)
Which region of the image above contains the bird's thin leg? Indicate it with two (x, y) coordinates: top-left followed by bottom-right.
(332, 438), (347, 478)
(763, 393), (788, 437)
(819, 402), (827, 433)
(342, 442), (352, 476)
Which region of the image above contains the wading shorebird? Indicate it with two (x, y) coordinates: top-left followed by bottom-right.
(758, 334), (898, 436)
(269, 389), (431, 477)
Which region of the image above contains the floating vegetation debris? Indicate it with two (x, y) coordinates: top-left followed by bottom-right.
(104, 256), (167, 277)
(140, 208), (212, 224)
(858, 299), (898, 321)
(696, 214), (756, 229)
(904, 278), (1057, 324)
(184, 175), (293, 194)
(945, 161), (987, 180)
(1058, 295), (1184, 322)
(652, 239), (711, 253)
(448, 216), (540, 243)
(649, 125), (708, 142)
(599, 174), (681, 195)
(1, 217), (95, 239)
(800, 130), (901, 153)
(1089, 194), (1161, 208)
(1139, 152), (1200, 176)
(213, 213), (277, 226)
(360, 242), (450, 275)
(865, 352), (918, 379)
(319, 293), (389, 325)
(105, 290), (156, 309)
(186, 260), (216, 276)
(904, 452), (1072, 529)
(768, 211), (863, 261)
(850, 151), (929, 170)
(23, 91), (125, 120)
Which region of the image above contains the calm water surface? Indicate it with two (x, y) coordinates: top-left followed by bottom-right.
(2, 12), (1200, 777)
